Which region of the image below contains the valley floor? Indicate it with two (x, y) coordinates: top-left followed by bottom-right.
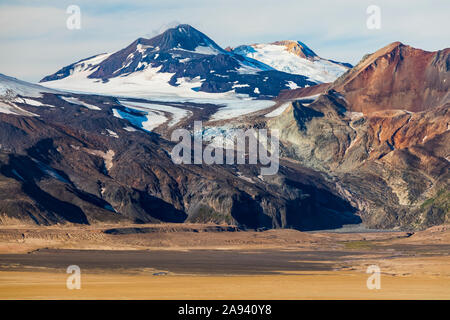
(1, 271), (448, 300)
(0, 224), (448, 299)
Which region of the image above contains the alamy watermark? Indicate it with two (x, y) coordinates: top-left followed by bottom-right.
(170, 121), (279, 175)
(366, 265), (381, 290)
(66, 265), (81, 289)
(366, 5), (381, 30)
(66, 5), (81, 30)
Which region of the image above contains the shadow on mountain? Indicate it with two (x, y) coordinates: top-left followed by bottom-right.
(228, 177), (361, 231)
(1, 155), (89, 224)
(137, 191), (187, 223)
(285, 179), (361, 231)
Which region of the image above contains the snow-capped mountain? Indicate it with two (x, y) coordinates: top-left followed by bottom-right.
(40, 25), (319, 99)
(230, 40), (352, 83)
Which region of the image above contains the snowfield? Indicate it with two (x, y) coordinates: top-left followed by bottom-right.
(0, 73), (60, 115)
(209, 99), (275, 121)
(42, 64), (278, 122)
(0, 73), (59, 98)
(43, 64), (253, 103)
(234, 42), (349, 83)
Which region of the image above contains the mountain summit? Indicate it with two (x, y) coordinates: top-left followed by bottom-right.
(272, 40), (318, 60)
(140, 24), (225, 53)
(330, 42), (450, 113)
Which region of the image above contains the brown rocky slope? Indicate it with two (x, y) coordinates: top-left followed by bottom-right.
(266, 42), (449, 229)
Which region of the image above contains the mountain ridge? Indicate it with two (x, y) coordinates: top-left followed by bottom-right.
(40, 24), (349, 98)
(1, 34), (448, 230)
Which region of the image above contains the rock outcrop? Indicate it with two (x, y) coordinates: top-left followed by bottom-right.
(268, 91), (449, 229)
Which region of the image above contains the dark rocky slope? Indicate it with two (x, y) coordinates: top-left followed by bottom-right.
(0, 88), (359, 230)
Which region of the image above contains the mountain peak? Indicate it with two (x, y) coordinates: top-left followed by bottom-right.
(172, 23), (196, 32)
(158, 24), (199, 38)
(141, 24), (224, 53)
(330, 41), (449, 113)
(375, 41), (406, 56)
(385, 41), (405, 49)
(271, 40), (318, 60)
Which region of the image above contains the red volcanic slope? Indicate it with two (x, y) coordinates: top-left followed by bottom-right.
(330, 42), (449, 113)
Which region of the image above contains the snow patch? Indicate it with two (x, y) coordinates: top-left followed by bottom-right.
(106, 129), (119, 138)
(194, 45), (221, 55)
(232, 84), (250, 88)
(123, 126), (138, 132)
(59, 96), (101, 110)
(265, 102), (291, 117)
(286, 81), (300, 90)
(18, 98), (54, 108)
(0, 100), (39, 116)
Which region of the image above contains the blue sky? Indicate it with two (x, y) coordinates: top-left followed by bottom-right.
(0, 0), (449, 82)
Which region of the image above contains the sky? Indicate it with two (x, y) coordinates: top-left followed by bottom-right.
(0, 0), (449, 82)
